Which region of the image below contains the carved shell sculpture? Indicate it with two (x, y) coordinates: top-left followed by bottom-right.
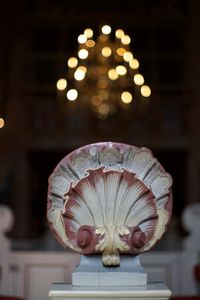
(47, 142), (172, 266)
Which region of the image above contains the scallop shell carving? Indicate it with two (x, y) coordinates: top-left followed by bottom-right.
(47, 142), (172, 266)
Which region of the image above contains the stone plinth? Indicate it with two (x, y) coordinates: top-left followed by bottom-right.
(49, 283), (171, 300)
(72, 255), (147, 287)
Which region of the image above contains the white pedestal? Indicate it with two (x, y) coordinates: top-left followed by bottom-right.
(49, 283), (171, 300)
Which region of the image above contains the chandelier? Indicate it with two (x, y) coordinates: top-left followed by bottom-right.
(56, 25), (151, 119)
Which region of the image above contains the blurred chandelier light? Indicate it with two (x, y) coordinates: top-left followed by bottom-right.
(56, 25), (151, 119)
(0, 117), (4, 129)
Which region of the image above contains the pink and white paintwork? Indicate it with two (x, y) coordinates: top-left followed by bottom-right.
(47, 142), (173, 266)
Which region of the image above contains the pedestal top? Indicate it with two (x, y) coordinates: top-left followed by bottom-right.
(49, 283), (171, 299)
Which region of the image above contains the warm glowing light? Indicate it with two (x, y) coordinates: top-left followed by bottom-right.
(77, 66), (87, 73)
(108, 69), (118, 80)
(134, 74), (144, 85)
(74, 69), (85, 81)
(121, 91), (133, 104)
(86, 39), (95, 47)
(84, 28), (93, 38)
(121, 35), (131, 45)
(78, 49), (89, 59)
(56, 78), (67, 90)
(98, 103), (110, 115)
(78, 34), (87, 44)
(99, 90), (109, 100)
(0, 118), (4, 128)
(101, 25), (111, 34)
(116, 47), (126, 56)
(115, 29), (124, 39)
(129, 58), (139, 69)
(102, 47), (112, 57)
(58, 26), (150, 117)
(141, 85), (151, 97)
(66, 89), (78, 101)
(123, 51), (133, 62)
(97, 79), (107, 89)
(67, 57), (78, 68)
(116, 65), (127, 76)
(91, 96), (101, 106)
(99, 34), (108, 42)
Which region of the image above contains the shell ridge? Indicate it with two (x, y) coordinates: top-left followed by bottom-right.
(141, 208), (169, 251)
(66, 163), (81, 180)
(140, 219), (157, 232)
(80, 171), (108, 228)
(50, 199), (63, 209)
(67, 185), (96, 226)
(92, 170), (106, 228)
(48, 209), (76, 250)
(125, 196), (152, 226)
(115, 172), (136, 227)
(140, 160), (157, 182)
(125, 193), (156, 226)
(131, 198), (156, 219)
(122, 147), (136, 170)
(80, 181), (102, 226)
(156, 195), (169, 207)
(64, 218), (79, 231)
(137, 208), (158, 226)
(94, 174), (106, 228)
(48, 192), (64, 208)
(112, 171), (124, 227)
(116, 186), (140, 227)
(65, 193), (94, 226)
(58, 164), (79, 187)
(119, 180), (148, 227)
(129, 149), (152, 175)
(105, 171), (122, 227)
(150, 174), (172, 198)
(102, 170), (108, 227)
(50, 192), (64, 201)
(113, 171), (130, 227)
(140, 202), (156, 219)
(142, 164), (162, 187)
(94, 169), (108, 228)
(92, 168), (108, 233)
(49, 174), (71, 198)
(104, 172), (109, 227)
(53, 168), (70, 181)
(117, 184), (135, 227)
